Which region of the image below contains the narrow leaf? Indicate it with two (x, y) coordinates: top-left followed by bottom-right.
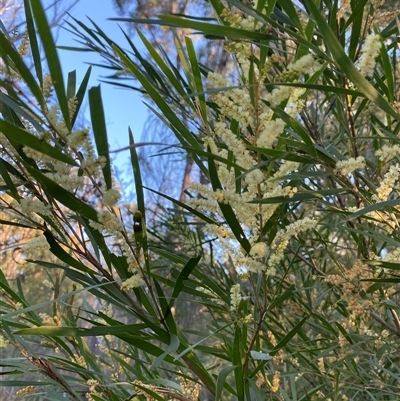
(71, 66), (92, 128)
(208, 150), (251, 254)
(0, 120), (77, 166)
(304, 0), (400, 120)
(14, 323), (148, 337)
(30, 0), (71, 128)
(0, 158), (21, 200)
(24, 164), (98, 222)
(268, 285), (295, 311)
(23, 0), (43, 84)
(0, 32), (44, 107)
(215, 365), (236, 401)
(270, 316), (307, 356)
(169, 255), (201, 309)
(67, 70), (76, 100)
(43, 231), (97, 274)
(151, 334), (180, 370)
(129, 128), (145, 216)
(89, 85), (112, 189)
(250, 350), (273, 361)
(233, 326), (244, 400)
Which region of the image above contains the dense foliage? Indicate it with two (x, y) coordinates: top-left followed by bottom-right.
(2, 0), (400, 400)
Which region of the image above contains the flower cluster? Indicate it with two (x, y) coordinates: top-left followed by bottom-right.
(334, 156), (366, 175)
(230, 284), (242, 312)
(0, 334), (9, 348)
(22, 236), (50, 254)
(13, 197), (52, 218)
(208, 73), (254, 127)
(188, 35), (322, 275)
(220, 8), (262, 32)
(372, 164), (400, 202)
(121, 273), (145, 290)
(267, 217), (318, 272)
(256, 118), (286, 149)
(16, 386), (35, 396)
(358, 34), (381, 77)
(196, 286), (224, 305)
(102, 188), (121, 207)
(324, 260), (380, 332)
(375, 144), (400, 163)
(86, 379), (101, 401)
(179, 373), (201, 400)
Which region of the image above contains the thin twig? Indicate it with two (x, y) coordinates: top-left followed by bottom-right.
(370, 311), (400, 338)
(242, 308), (267, 373)
(109, 142), (166, 153)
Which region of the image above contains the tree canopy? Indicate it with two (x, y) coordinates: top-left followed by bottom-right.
(2, 1), (400, 400)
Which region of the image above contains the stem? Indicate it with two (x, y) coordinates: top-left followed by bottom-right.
(370, 311), (400, 338)
(242, 308), (266, 374)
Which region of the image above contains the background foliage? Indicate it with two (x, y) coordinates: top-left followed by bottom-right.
(3, 0), (400, 400)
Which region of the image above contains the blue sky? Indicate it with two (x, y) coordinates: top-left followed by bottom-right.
(55, 0), (149, 164)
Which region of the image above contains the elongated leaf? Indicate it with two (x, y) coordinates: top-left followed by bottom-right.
(0, 32), (44, 107)
(151, 334), (180, 370)
(24, 164), (98, 222)
(132, 384), (166, 401)
(71, 66), (92, 128)
(0, 381), (45, 387)
(43, 231), (97, 274)
(215, 365), (236, 401)
(14, 323), (147, 337)
(154, 279), (177, 334)
(169, 255), (201, 309)
(0, 158), (21, 200)
(112, 16), (275, 41)
(347, 0), (367, 60)
(175, 322), (230, 361)
(149, 246), (188, 265)
(0, 120), (77, 166)
(30, 0), (71, 129)
(0, 157), (26, 183)
(67, 70), (76, 100)
(208, 150), (251, 254)
(186, 36), (208, 127)
(113, 46), (202, 152)
(0, 219), (33, 228)
(174, 32), (192, 90)
(268, 285), (295, 311)
(250, 350), (272, 360)
(0, 92), (44, 132)
(143, 185), (219, 225)
(135, 28), (191, 106)
(250, 188), (348, 204)
(361, 278), (400, 283)
(147, 378), (181, 392)
(270, 316), (307, 356)
(378, 39), (395, 103)
(0, 280), (112, 321)
(345, 198), (400, 221)
(129, 128), (145, 216)
(304, 0), (400, 120)
(273, 108), (314, 148)
(89, 85), (112, 189)
(233, 326), (244, 400)
(263, 81), (364, 96)
(276, 0), (304, 32)
(81, 217), (112, 268)
(248, 378), (267, 401)
(0, 271), (28, 314)
(23, 0), (42, 84)
(365, 260), (400, 271)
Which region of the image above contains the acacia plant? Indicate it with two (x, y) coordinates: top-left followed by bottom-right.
(2, 0), (400, 400)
